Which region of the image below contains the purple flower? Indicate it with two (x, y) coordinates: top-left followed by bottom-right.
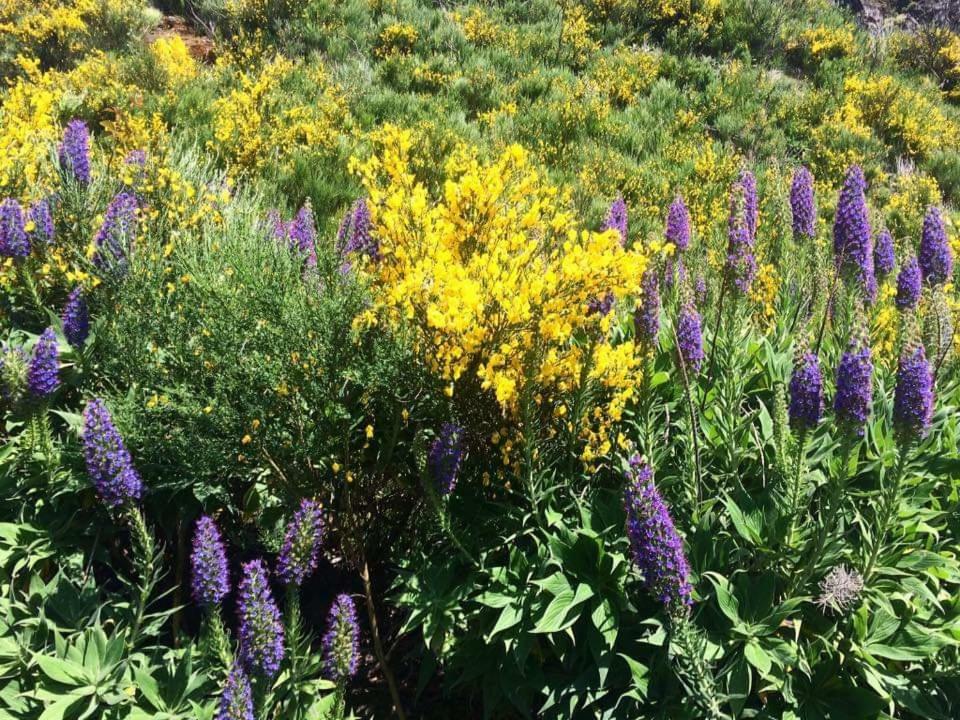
(789, 351), (824, 432)
(237, 559), (285, 678)
(322, 593), (360, 682)
(833, 166), (876, 303)
(191, 516), (230, 607)
(587, 292), (615, 317)
(895, 256), (922, 311)
(726, 182), (756, 294)
(834, 338), (873, 436)
(694, 275), (707, 306)
(873, 229), (895, 278)
(62, 287), (89, 350)
(59, 120), (91, 185)
(893, 344), (934, 443)
(27, 328), (59, 398)
(289, 205), (318, 267)
(0, 198), (29, 258)
(623, 456), (693, 613)
(216, 665), (254, 720)
(337, 199), (378, 261)
(82, 398), (143, 507)
(429, 423), (464, 496)
(603, 195), (628, 246)
(635, 269), (660, 348)
(276, 498), (324, 586)
(739, 169), (758, 241)
(94, 193), (138, 274)
(790, 166), (816, 240)
(28, 199), (55, 245)
(918, 206), (953, 287)
(677, 302), (704, 374)
(665, 195), (691, 252)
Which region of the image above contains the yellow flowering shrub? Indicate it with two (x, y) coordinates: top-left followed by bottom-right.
(871, 282), (898, 365)
(376, 23), (418, 58)
(558, 4), (598, 69)
(149, 36), (198, 86)
(789, 26), (855, 66)
(749, 262), (780, 329)
(454, 7), (501, 47)
(881, 169), (942, 241)
(351, 125), (648, 460)
(589, 45), (660, 106)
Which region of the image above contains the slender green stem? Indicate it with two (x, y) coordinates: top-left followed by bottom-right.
(863, 448), (909, 582)
(126, 505), (156, 651)
(205, 610), (234, 673)
(670, 615), (723, 720)
(420, 470), (477, 566)
(674, 328), (703, 510)
(786, 430), (808, 547)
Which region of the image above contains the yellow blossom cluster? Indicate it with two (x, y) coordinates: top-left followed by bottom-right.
(558, 4), (599, 69)
(881, 170), (942, 241)
(589, 45), (660, 106)
(351, 125), (648, 459)
(790, 26), (855, 66)
(871, 282), (898, 365)
(149, 36), (198, 87)
(749, 262), (780, 329)
(375, 23), (418, 58)
(453, 7), (502, 47)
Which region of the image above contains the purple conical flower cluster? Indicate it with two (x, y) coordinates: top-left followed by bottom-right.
(918, 206), (953, 287)
(428, 422), (464, 496)
(726, 181), (756, 294)
(82, 398), (143, 507)
(289, 205), (318, 267)
(634, 269), (660, 348)
(62, 288), (89, 350)
(893, 344), (934, 444)
(237, 559), (285, 678)
(0, 198), (29, 258)
(337, 198), (378, 262)
(216, 665), (254, 720)
(603, 195), (628, 246)
(833, 166), (876, 303)
(873, 230), (895, 278)
(28, 199), (55, 245)
(59, 119), (91, 185)
(896, 256), (922, 311)
(191, 515), (231, 607)
(587, 292), (615, 317)
(322, 593), (360, 682)
(789, 350), (824, 432)
(739, 169), (758, 241)
(834, 338), (873, 436)
(623, 456), (693, 613)
(27, 328), (59, 398)
(93, 192), (138, 274)
(665, 196), (690, 252)
(677, 302), (704, 374)
(276, 498), (324, 586)
(790, 166), (816, 240)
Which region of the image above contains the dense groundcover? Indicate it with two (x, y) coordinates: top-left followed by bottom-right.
(3, 1), (960, 718)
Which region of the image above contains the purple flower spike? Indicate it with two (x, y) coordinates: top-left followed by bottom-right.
(82, 398), (143, 507)
(322, 594), (360, 682)
(634, 269), (660, 348)
(895, 256), (922, 311)
(790, 166), (816, 240)
(587, 292), (615, 317)
(289, 205), (318, 267)
(237, 559), (285, 678)
(59, 120), (91, 185)
(739, 170), (758, 241)
(191, 516), (230, 607)
(276, 499), (324, 586)
(28, 199), (55, 245)
(833, 166), (876, 303)
(694, 275), (707, 306)
(27, 328), (59, 398)
(62, 287), (89, 350)
(94, 193), (138, 274)
(789, 351), (824, 432)
(918, 206), (953, 287)
(216, 665), (254, 720)
(873, 230), (895, 278)
(677, 302), (704, 374)
(429, 422), (464, 496)
(665, 195), (691, 252)
(0, 198), (30, 258)
(338, 198), (378, 261)
(624, 456), (693, 614)
(893, 344), (934, 444)
(726, 181), (756, 294)
(834, 338), (873, 437)
(603, 195), (628, 246)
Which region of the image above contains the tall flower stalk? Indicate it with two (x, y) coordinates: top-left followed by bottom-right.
(786, 343), (823, 545)
(191, 515), (233, 669)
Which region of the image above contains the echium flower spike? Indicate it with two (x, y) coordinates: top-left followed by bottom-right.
(790, 166), (816, 239)
(276, 498), (324, 586)
(833, 165), (876, 303)
(623, 456), (693, 614)
(833, 318), (873, 437)
(215, 665), (254, 720)
(634, 268), (660, 349)
(237, 559), (285, 678)
(191, 516), (230, 606)
(62, 288), (89, 350)
(429, 422), (464, 496)
(322, 593), (360, 682)
(665, 195), (690, 252)
(873, 229), (895, 278)
(676, 300), (704, 374)
(895, 256), (922, 311)
(725, 183), (756, 294)
(59, 119), (91, 185)
(893, 342), (934, 444)
(81, 398), (143, 507)
(603, 195), (628, 246)
(788, 343), (824, 433)
(0, 198), (29, 258)
(918, 205), (953, 287)
(738, 169), (758, 240)
(93, 193), (138, 274)
(289, 204), (318, 267)
(28, 199), (55, 245)
(338, 198), (378, 261)
(27, 328), (59, 398)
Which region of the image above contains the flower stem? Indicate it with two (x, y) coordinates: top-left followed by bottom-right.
(863, 447), (908, 582)
(669, 615), (723, 720)
(360, 557), (407, 720)
(786, 430), (808, 547)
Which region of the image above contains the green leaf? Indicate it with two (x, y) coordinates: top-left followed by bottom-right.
(705, 573), (743, 627)
(532, 588), (576, 634)
(487, 604), (522, 640)
(744, 640), (772, 676)
(37, 695), (85, 720)
(616, 654), (649, 697)
(35, 655), (86, 687)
